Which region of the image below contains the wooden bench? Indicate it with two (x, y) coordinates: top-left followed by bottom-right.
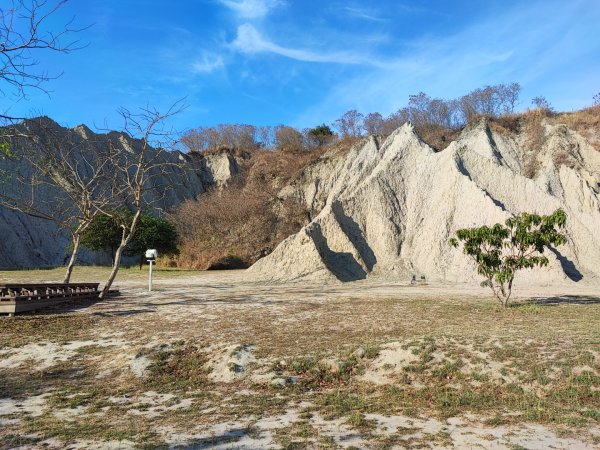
(0, 283), (101, 315)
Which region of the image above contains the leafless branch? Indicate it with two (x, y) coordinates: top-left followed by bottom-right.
(0, 117), (118, 282)
(99, 101), (186, 297)
(1, 0), (89, 119)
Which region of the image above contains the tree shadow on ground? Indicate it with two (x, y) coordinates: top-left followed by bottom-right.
(17, 296), (102, 316)
(524, 295), (600, 306)
(145, 297), (300, 307)
(0, 365), (87, 398)
(177, 428), (256, 449)
(91, 308), (155, 317)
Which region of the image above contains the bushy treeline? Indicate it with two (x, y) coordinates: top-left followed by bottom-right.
(80, 210), (178, 268)
(352, 82), (520, 136)
(180, 83), (522, 153)
(180, 123), (334, 154)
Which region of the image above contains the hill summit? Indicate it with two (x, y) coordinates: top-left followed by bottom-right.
(250, 117), (600, 285)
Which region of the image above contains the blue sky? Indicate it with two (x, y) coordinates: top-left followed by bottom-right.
(5, 0), (600, 132)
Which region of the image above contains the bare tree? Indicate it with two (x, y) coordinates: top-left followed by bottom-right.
(179, 128), (207, 154)
(0, 1), (89, 277)
(363, 112), (383, 136)
(531, 96), (554, 112)
(426, 98), (453, 128)
(380, 109), (409, 136)
(178, 124), (260, 153)
(333, 110), (364, 138)
(1, 0), (86, 120)
(350, 82), (522, 141)
(405, 92), (454, 129)
(99, 102), (185, 298)
(407, 92), (431, 126)
(274, 125), (304, 152)
(499, 82), (521, 114)
(0, 118), (116, 282)
(255, 125), (274, 148)
(457, 83), (522, 123)
(222, 124), (258, 150)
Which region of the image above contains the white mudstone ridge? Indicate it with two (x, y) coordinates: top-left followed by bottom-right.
(250, 120), (600, 285)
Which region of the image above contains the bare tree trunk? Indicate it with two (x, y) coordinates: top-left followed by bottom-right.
(98, 102), (184, 297)
(495, 295), (504, 308)
(503, 276), (515, 308)
(100, 210), (142, 299)
(487, 278), (504, 307)
(100, 239), (127, 299)
(63, 234), (81, 284)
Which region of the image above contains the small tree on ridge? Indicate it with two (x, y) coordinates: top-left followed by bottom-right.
(306, 124), (334, 147)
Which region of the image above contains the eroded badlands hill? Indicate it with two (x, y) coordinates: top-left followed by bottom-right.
(0, 118), (240, 268)
(250, 119), (600, 285)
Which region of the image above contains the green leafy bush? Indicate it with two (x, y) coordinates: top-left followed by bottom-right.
(449, 209), (567, 307)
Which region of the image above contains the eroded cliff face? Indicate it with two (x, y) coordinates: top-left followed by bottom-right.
(250, 119), (600, 285)
(3, 115), (600, 284)
(0, 118), (240, 268)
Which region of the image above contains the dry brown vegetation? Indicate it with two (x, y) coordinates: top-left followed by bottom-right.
(414, 123), (461, 152)
(557, 105), (600, 151)
(170, 104), (599, 269)
(505, 106), (597, 178)
(172, 148), (325, 269)
(0, 270), (599, 448)
(488, 109), (560, 178)
(487, 113), (522, 134)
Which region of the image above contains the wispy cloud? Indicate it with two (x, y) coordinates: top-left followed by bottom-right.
(293, 0), (600, 126)
(191, 54), (225, 74)
(217, 0), (284, 19)
(395, 2), (431, 14)
(343, 6), (385, 22)
(232, 23), (380, 65)
(146, 27), (229, 85)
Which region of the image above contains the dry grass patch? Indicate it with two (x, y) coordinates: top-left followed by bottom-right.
(0, 266), (199, 284)
(1, 275), (599, 447)
(0, 314), (102, 348)
(558, 105), (600, 150)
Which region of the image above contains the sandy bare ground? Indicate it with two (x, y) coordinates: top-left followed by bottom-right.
(0, 268), (599, 449)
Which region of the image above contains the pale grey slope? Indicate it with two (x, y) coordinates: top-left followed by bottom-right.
(0, 118), (239, 268)
(250, 121), (600, 285)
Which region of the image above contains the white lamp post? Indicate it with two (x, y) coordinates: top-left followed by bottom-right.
(145, 249), (158, 292)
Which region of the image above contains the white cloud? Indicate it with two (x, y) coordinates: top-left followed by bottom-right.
(191, 54), (225, 74)
(218, 0), (284, 19)
(232, 23), (380, 65)
(293, 0), (600, 127)
(343, 6), (385, 22)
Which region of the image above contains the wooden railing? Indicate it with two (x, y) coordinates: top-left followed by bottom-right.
(0, 283), (100, 315)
